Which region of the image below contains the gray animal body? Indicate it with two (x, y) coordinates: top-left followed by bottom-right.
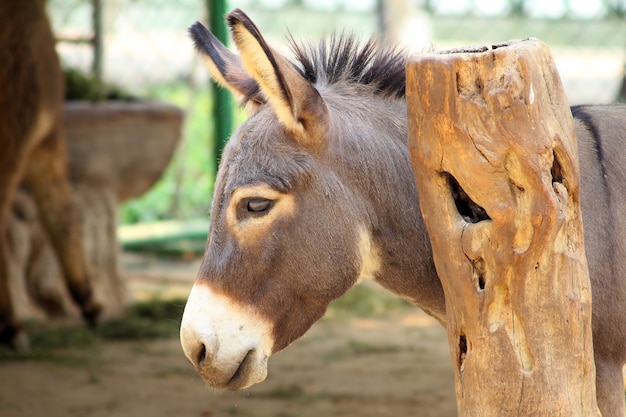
(180, 9), (626, 416)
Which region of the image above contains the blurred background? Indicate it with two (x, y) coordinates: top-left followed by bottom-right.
(0, 2), (624, 416)
(48, 0), (626, 229)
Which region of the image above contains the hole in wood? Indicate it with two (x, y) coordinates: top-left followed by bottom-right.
(455, 72), (485, 101)
(458, 334), (468, 369)
(446, 173), (491, 223)
(471, 257), (486, 291)
(551, 150), (564, 184)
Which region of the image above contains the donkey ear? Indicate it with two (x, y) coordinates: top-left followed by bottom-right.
(227, 9), (328, 149)
(189, 21), (264, 108)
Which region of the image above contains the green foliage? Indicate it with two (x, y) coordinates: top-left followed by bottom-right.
(119, 82), (217, 224)
(123, 237), (207, 258)
(96, 297), (186, 341)
(28, 325), (99, 350)
(64, 67), (136, 102)
(325, 284), (413, 319)
(63, 68), (225, 224)
(249, 384), (306, 400)
(0, 298), (187, 362)
(118, 81), (248, 224)
(324, 340), (402, 363)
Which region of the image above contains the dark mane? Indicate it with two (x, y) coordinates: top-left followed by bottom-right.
(289, 34), (408, 99)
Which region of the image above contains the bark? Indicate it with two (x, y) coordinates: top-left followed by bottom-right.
(406, 39), (600, 416)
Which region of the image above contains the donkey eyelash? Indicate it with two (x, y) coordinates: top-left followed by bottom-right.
(236, 197), (275, 218)
(245, 198), (274, 213)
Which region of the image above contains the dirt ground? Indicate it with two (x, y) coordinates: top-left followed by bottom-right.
(0, 253), (457, 417)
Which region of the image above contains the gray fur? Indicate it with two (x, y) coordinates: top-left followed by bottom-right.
(191, 12), (626, 415)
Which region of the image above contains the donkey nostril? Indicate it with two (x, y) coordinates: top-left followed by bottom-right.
(196, 343), (207, 367)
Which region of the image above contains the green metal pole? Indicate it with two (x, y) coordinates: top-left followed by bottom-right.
(207, 0), (232, 171)
(92, 0), (103, 83)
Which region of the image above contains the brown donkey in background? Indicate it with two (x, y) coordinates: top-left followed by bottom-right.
(0, 0), (101, 347)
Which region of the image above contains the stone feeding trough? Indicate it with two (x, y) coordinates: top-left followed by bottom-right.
(8, 100), (183, 320)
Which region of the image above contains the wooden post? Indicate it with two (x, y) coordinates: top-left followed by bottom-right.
(406, 39), (600, 416)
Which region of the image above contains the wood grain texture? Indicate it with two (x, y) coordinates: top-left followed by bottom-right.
(406, 39), (600, 416)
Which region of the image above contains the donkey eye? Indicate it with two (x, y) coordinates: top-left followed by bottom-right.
(245, 198), (274, 214)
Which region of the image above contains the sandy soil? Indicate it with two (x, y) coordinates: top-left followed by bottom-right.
(0, 254), (457, 417)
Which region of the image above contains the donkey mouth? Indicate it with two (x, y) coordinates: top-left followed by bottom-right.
(196, 348), (267, 391)
(181, 282), (273, 390)
(224, 349), (257, 390)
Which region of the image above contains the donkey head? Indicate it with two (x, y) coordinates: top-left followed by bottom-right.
(179, 9), (387, 390)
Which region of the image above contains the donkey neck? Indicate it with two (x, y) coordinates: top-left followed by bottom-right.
(321, 88), (447, 322)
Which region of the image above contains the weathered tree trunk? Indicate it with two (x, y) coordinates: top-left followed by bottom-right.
(406, 39), (600, 416)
